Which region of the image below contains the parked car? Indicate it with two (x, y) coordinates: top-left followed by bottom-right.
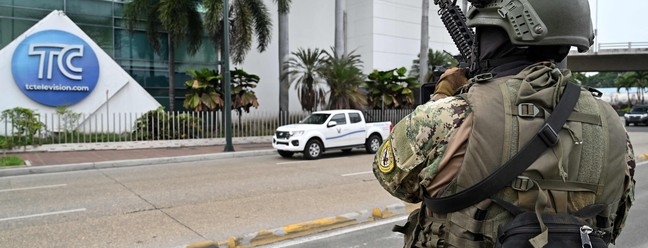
(624, 105), (648, 126)
(272, 109), (392, 159)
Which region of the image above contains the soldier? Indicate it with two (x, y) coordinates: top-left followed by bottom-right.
(373, 0), (636, 247)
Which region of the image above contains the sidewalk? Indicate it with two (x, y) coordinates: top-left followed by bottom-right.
(18, 143), (273, 166)
(0, 143), (276, 177)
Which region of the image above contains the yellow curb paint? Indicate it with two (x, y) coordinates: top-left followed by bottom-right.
(202, 202), (422, 248)
(405, 203), (421, 213)
(185, 240), (218, 248)
(372, 208), (383, 219)
(228, 236), (237, 248)
(244, 217), (357, 247)
(639, 154), (648, 161)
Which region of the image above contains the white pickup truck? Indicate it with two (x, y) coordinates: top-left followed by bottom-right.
(272, 109), (392, 159)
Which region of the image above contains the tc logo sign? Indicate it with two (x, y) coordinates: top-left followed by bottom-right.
(12, 30), (99, 107)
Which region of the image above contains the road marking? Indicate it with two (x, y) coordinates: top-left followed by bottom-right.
(638, 160), (648, 167)
(276, 157), (346, 165)
(0, 184), (67, 193)
(264, 215), (408, 248)
(276, 161), (306, 165)
(341, 171), (373, 177)
(0, 208), (86, 222)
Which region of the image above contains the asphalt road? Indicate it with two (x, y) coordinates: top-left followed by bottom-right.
(1, 128), (646, 248)
(0, 150), (401, 248)
(265, 128), (648, 248)
(270, 161), (648, 248)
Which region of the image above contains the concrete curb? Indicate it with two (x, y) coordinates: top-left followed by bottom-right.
(0, 149), (277, 177)
(186, 203), (420, 248)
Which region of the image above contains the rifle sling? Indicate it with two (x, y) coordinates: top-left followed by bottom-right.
(424, 83), (581, 214)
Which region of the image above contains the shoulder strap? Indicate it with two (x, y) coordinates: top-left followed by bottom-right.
(424, 83), (581, 214)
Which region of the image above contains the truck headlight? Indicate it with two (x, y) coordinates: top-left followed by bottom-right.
(289, 131), (304, 137)
(641, 114), (648, 118)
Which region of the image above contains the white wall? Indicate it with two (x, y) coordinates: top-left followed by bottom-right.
(371, 0), (458, 72)
(238, 0), (458, 113)
(238, 0), (336, 114)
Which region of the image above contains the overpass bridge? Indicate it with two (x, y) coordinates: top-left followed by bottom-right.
(566, 42), (648, 72)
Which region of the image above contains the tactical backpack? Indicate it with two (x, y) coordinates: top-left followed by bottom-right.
(390, 63), (633, 248)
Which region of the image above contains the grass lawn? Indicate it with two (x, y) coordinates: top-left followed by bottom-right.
(0, 156), (24, 166)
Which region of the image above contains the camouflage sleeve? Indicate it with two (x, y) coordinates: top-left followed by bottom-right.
(613, 133), (636, 241)
(372, 97), (471, 203)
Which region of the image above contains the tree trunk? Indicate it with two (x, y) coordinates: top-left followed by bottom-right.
(334, 0), (344, 57)
(418, 0), (429, 104)
(278, 11), (290, 124)
(168, 36), (176, 111)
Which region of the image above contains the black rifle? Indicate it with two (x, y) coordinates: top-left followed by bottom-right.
(433, 0), (475, 69)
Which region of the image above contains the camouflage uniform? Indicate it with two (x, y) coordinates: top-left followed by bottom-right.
(373, 96), (472, 203)
(372, 63), (636, 247)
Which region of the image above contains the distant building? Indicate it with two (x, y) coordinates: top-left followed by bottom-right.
(0, 0), (457, 113)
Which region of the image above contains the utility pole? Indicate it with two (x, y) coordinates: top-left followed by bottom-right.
(222, 0), (234, 152)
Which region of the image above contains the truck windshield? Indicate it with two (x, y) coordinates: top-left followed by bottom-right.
(300, 114), (331, 124)
(630, 106), (648, 113)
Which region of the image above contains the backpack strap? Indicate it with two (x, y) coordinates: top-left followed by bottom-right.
(424, 82), (581, 214)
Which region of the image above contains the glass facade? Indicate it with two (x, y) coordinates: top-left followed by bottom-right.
(0, 0), (218, 110)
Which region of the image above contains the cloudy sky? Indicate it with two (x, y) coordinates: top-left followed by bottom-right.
(592, 0), (648, 43)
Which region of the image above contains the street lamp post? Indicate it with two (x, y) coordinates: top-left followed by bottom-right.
(595, 0), (599, 53)
(222, 0), (234, 152)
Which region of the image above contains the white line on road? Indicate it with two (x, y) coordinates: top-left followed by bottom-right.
(0, 208), (86, 222)
(265, 215), (408, 248)
(0, 184), (67, 193)
(638, 160), (648, 167)
(276, 157), (347, 165)
(276, 161), (307, 165)
(341, 171), (373, 177)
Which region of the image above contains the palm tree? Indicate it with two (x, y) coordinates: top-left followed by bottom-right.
(409, 48), (457, 82)
(282, 48), (327, 112)
(625, 71), (648, 104)
(274, 0), (292, 121)
(203, 0), (272, 65)
(124, 0), (204, 111)
(617, 73), (634, 106)
(319, 49), (367, 110)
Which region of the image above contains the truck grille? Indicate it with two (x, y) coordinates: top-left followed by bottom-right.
(276, 131), (289, 139)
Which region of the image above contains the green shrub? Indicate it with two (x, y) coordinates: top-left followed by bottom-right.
(1, 107), (46, 148)
(0, 156), (24, 166)
(133, 107), (204, 140)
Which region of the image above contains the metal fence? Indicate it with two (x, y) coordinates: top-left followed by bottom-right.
(0, 109), (414, 146)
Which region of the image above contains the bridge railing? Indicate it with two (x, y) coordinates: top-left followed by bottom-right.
(598, 42), (648, 50)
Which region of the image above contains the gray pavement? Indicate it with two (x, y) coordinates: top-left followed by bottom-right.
(1, 143), (274, 177)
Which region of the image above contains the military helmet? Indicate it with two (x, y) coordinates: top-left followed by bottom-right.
(466, 0), (594, 52)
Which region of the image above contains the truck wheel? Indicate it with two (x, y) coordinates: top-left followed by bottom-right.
(304, 139), (323, 160)
(278, 150), (294, 158)
(365, 134), (382, 154)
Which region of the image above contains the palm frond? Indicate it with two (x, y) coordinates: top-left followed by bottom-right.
(231, 0), (253, 63)
(246, 0), (272, 53)
(158, 0), (203, 54)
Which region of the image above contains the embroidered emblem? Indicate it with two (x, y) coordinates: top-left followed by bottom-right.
(378, 140), (395, 173)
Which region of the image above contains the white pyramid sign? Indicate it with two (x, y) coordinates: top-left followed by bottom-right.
(0, 10), (160, 133)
